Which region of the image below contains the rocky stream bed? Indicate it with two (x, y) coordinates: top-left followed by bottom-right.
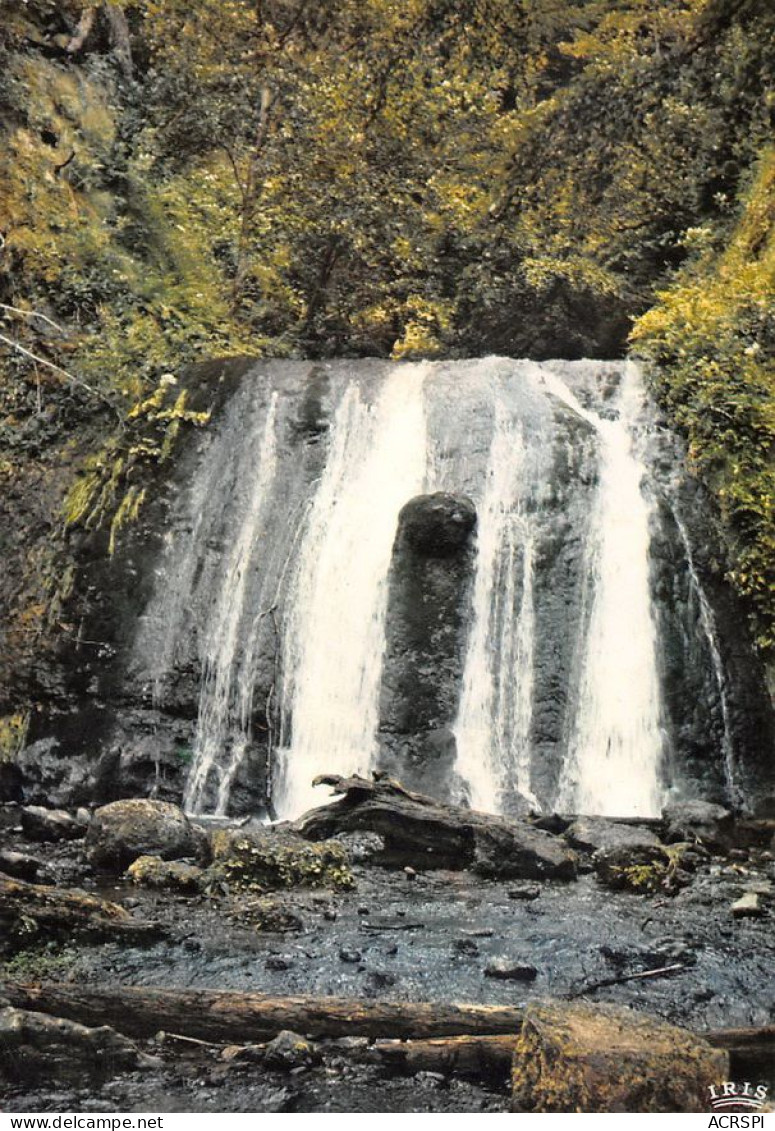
(1, 780), (774, 1113)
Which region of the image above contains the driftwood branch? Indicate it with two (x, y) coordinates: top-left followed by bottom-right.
(569, 963), (687, 998)
(0, 304), (66, 334)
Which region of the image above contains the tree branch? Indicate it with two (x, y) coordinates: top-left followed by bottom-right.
(0, 332), (121, 418)
(0, 304), (67, 334)
(67, 6), (97, 55)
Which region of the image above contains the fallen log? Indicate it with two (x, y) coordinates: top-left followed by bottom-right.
(4, 984), (773, 1065)
(3, 983), (525, 1043)
(372, 1024), (775, 1081)
(0, 876), (163, 947)
(373, 1034), (516, 1080)
(702, 1024), (775, 1052)
(294, 774), (578, 880)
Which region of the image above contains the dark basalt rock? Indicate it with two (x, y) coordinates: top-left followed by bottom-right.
(0, 763), (23, 804)
(564, 817), (661, 855)
(0, 1007), (149, 1085)
(398, 493), (477, 557)
(378, 494), (477, 801)
(662, 800), (733, 851)
(0, 850), (45, 882)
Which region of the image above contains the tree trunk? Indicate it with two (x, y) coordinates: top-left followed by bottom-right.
(3, 984), (771, 1064)
(231, 84), (274, 311)
(373, 1034), (517, 1080)
(3, 983), (525, 1043)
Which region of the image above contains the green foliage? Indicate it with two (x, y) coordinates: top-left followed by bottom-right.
(0, 941), (76, 978)
(632, 148), (775, 652)
(0, 0), (773, 653)
(63, 373), (211, 552)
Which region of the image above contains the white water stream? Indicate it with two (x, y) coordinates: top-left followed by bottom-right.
(273, 364), (429, 818)
(184, 395), (279, 813)
(550, 363), (665, 817)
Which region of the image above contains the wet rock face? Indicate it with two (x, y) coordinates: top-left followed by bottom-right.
(378, 493), (476, 799)
(397, 493), (477, 557)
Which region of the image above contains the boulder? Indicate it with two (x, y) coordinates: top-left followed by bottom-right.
(21, 805), (87, 842)
(511, 1000), (728, 1112)
(126, 854), (204, 893)
(564, 817), (661, 855)
(208, 826), (353, 891)
(0, 1006), (148, 1084)
(85, 799), (199, 870)
(662, 801), (733, 851)
(0, 850), (45, 883)
(472, 817), (577, 881)
(264, 1030), (317, 1070)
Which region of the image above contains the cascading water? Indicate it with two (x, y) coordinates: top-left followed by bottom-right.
(274, 364), (429, 818)
(549, 363), (665, 817)
(183, 395), (279, 814)
(128, 356), (755, 822)
(452, 408), (540, 813)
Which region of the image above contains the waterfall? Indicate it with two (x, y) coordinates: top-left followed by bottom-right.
(550, 363), (665, 817)
(124, 356), (760, 822)
(183, 395), (279, 814)
(453, 403), (540, 812)
(274, 364), (429, 818)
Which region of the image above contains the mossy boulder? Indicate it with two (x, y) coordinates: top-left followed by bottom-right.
(125, 854), (203, 894)
(593, 843), (693, 895)
(511, 1000), (728, 1112)
(207, 827), (353, 892)
(85, 800), (200, 871)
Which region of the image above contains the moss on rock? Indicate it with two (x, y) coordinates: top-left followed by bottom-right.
(208, 828), (354, 893)
(511, 1000), (728, 1113)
